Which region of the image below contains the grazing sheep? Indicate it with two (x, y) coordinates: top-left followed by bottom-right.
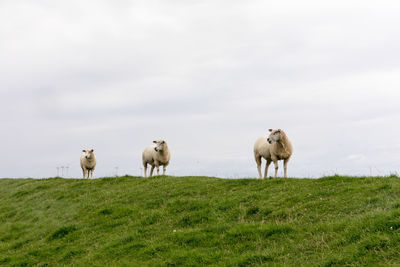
(142, 140), (171, 177)
(254, 129), (293, 178)
(80, 149), (97, 179)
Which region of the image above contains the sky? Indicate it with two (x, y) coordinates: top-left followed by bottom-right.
(1, 0), (400, 178)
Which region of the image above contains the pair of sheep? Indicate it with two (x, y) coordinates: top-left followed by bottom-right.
(80, 140), (171, 179)
(143, 132), (292, 179)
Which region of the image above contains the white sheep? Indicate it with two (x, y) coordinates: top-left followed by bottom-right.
(254, 129), (293, 178)
(80, 149), (97, 179)
(142, 140), (171, 177)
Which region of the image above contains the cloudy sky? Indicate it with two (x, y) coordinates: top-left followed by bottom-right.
(1, 0), (400, 178)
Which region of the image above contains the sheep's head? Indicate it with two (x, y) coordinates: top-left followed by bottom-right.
(82, 149), (95, 159)
(153, 140), (166, 152)
(267, 129), (282, 144)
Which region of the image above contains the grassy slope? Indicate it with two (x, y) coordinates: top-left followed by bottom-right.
(1, 176), (400, 266)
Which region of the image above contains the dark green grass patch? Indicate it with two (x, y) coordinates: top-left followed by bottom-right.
(49, 225), (77, 240)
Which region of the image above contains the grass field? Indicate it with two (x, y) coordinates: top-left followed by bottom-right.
(1, 175), (400, 266)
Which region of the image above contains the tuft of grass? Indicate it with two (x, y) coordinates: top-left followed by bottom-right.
(49, 225), (77, 240)
(1, 176), (400, 266)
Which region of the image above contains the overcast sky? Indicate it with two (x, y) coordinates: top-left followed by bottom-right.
(1, 0), (400, 178)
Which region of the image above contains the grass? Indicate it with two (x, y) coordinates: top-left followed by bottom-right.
(1, 175), (400, 266)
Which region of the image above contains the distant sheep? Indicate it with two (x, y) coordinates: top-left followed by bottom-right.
(80, 149), (97, 179)
(254, 129), (293, 178)
(142, 140), (171, 177)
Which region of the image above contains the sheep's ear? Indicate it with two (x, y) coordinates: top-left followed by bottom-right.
(153, 140), (157, 143)
(90, 149), (94, 152)
(277, 129), (281, 132)
(82, 150), (86, 152)
(161, 141), (165, 144)
(268, 129), (273, 132)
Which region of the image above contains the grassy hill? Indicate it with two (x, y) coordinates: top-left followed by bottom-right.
(1, 176), (400, 266)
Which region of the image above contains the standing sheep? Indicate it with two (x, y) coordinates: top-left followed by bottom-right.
(80, 149), (97, 179)
(254, 129), (293, 178)
(142, 140), (171, 177)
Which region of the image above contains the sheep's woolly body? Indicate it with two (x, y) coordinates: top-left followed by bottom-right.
(142, 140), (171, 177)
(254, 129), (293, 178)
(142, 145), (170, 165)
(80, 150), (97, 179)
(270, 131), (293, 160)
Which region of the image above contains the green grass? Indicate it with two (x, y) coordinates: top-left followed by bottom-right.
(1, 175), (400, 266)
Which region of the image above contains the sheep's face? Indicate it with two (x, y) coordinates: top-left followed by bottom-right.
(82, 149), (95, 159)
(153, 140), (166, 152)
(267, 129), (282, 144)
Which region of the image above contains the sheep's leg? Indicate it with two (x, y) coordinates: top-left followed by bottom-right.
(255, 155), (262, 179)
(162, 163), (169, 176)
(82, 168), (87, 179)
(153, 161), (160, 176)
(156, 165), (160, 176)
(149, 166), (155, 177)
(283, 159), (289, 178)
(143, 163), (147, 177)
(143, 161), (147, 178)
(273, 160), (279, 178)
(264, 160), (272, 179)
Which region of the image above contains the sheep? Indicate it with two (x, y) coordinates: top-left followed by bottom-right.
(254, 129), (293, 178)
(80, 149), (97, 179)
(142, 140), (171, 177)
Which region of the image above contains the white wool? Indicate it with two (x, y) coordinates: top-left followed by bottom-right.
(142, 140), (171, 177)
(80, 149), (97, 179)
(254, 129), (293, 178)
